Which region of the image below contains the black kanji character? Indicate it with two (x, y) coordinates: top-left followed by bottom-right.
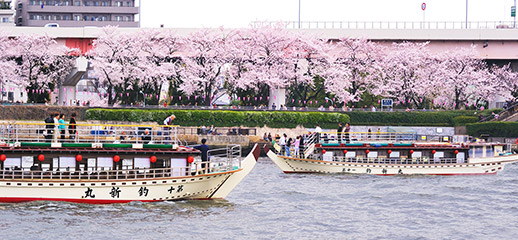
(84, 187), (95, 198)
(110, 187), (121, 198)
(138, 187), (149, 197)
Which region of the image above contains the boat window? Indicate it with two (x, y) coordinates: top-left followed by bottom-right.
(3, 158), (21, 169)
(323, 151), (334, 161)
(456, 152), (466, 163)
(134, 158), (150, 169)
(412, 151), (422, 158)
(389, 151), (400, 158)
(345, 151), (356, 158)
(59, 157), (76, 171)
(434, 151), (444, 161)
(122, 159), (133, 169)
(97, 157), (113, 170)
(474, 147), (483, 158)
(22, 156), (33, 169)
(171, 158), (187, 176)
(486, 148), (494, 158)
(367, 151), (378, 158)
(87, 158), (96, 171)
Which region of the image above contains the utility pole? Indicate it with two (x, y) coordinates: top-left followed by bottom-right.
(466, 0), (468, 29)
(298, 0), (301, 29)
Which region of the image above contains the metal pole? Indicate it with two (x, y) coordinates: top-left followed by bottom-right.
(466, 0), (468, 29)
(298, 0), (301, 29)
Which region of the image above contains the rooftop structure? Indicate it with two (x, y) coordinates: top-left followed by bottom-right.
(14, 0), (138, 27)
(0, 0), (14, 26)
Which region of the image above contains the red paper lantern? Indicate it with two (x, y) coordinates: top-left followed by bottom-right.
(0, 154), (6, 162)
(38, 154), (45, 162)
(343, 150), (348, 154)
(387, 150), (392, 154)
(454, 150), (459, 155)
(150, 156), (157, 163)
(410, 150), (414, 154)
(322, 150), (326, 154)
(76, 154), (83, 162)
(113, 155), (120, 162)
(432, 150), (436, 154)
(187, 156), (194, 163)
(365, 149), (370, 154)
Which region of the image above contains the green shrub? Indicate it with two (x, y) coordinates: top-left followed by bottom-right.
(346, 110), (496, 126)
(85, 109), (350, 129)
(451, 116), (479, 126)
(466, 122), (518, 137)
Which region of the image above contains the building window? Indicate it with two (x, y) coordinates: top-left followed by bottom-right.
(116, 1), (122, 7)
(84, 1), (90, 6)
(74, 15), (81, 21)
(30, 1), (36, 5)
(45, 0), (52, 5)
(63, 15), (70, 20)
(125, 16), (131, 22)
(74, 1), (80, 6)
(17, 17), (22, 23)
(126, 1), (131, 7)
(2, 18), (8, 23)
(115, 16), (122, 21)
(102, 1), (108, 6)
(93, 1), (99, 6)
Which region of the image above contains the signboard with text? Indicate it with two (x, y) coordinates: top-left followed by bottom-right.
(381, 99), (393, 107)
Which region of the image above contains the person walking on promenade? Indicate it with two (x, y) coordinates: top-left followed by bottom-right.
(68, 113), (77, 139)
(44, 113), (54, 143)
(58, 114), (66, 141)
(344, 123), (351, 143)
(337, 123), (343, 143)
(193, 138), (210, 173)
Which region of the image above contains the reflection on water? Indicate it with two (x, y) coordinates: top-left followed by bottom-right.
(1, 158), (518, 239)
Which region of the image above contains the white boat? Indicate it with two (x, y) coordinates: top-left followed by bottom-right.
(0, 122), (259, 203)
(266, 132), (518, 175)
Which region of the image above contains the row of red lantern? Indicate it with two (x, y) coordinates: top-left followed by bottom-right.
(0, 154), (196, 163)
(321, 150), (460, 155)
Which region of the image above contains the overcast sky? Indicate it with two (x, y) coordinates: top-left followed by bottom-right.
(139, 0), (517, 28)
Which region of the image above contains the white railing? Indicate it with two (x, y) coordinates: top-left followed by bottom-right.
(0, 122), (180, 145)
(253, 21), (518, 30)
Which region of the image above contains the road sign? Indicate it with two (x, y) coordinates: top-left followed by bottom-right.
(421, 2), (426, 11)
(512, 6), (516, 17)
(381, 99), (393, 107)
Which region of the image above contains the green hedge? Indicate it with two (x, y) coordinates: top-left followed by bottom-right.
(85, 109), (350, 129)
(451, 116), (479, 126)
(346, 110), (499, 126)
(466, 122), (518, 138)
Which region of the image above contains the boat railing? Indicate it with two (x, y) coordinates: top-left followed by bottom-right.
(0, 122), (181, 145)
(331, 156), (464, 165)
(207, 144), (242, 171)
(0, 164), (214, 181)
(318, 131), (419, 143)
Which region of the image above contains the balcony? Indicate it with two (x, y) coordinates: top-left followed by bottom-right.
(26, 5), (139, 14)
(27, 19), (138, 27)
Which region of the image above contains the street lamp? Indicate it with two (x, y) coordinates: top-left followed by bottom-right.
(325, 97), (334, 106)
(139, 90), (145, 107)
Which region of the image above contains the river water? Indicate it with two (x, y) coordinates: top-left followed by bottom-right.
(1, 158), (518, 240)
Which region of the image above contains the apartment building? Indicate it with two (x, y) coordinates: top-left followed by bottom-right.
(0, 0), (15, 26)
(15, 0), (138, 27)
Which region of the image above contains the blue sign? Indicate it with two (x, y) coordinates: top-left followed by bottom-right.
(381, 99), (393, 107)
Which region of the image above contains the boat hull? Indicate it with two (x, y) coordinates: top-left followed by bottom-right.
(266, 148), (518, 175)
(0, 144), (259, 204)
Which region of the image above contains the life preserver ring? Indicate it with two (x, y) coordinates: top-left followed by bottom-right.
(515, 138), (518, 145)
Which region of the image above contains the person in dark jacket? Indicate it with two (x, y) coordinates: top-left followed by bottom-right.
(44, 113), (54, 142)
(193, 138), (210, 173)
(68, 113), (77, 139)
(337, 123), (343, 143)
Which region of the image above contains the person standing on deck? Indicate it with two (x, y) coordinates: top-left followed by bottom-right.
(53, 113), (59, 143)
(314, 124), (322, 143)
(279, 133), (287, 155)
(294, 136), (301, 158)
(68, 113), (77, 139)
(163, 114), (175, 143)
(337, 123), (343, 143)
(193, 138), (210, 173)
(58, 114), (66, 141)
(44, 113), (54, 142)
(344, 123), (351, 143)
